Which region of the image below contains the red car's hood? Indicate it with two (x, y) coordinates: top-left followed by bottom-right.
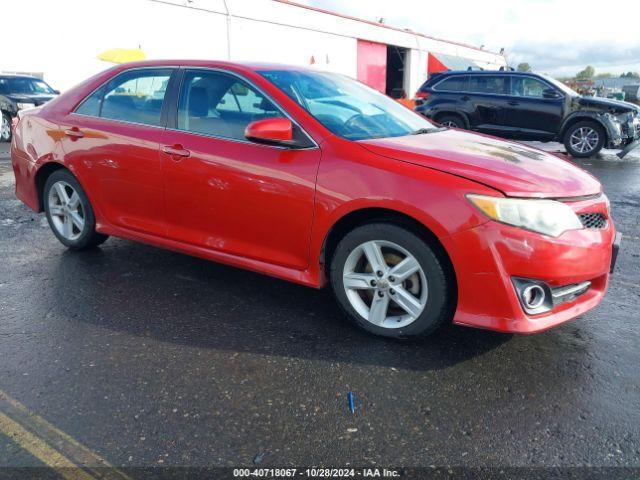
(358, 129), (602, 198)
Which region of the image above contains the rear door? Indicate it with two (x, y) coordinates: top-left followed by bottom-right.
(159, 68), (321, 270)
(504, 75), (564, 139)
(467, 74), (513, 136)
(60, 68), (175, 237)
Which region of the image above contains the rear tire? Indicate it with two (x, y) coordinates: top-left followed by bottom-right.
(564, 120), (605, 158)
(329, 223), (454, 339)
(0, 112), (11, 142)
(43, 169), (109, 250)
(436, 114), (465, 129)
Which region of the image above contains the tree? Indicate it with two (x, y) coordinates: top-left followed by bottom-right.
(576, 66), (595, 80)
(621, 71), (640, 79)
(516, 63), (532, 72)
(594, 72), (613, 79)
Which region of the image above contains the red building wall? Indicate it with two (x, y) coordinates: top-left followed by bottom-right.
(357, 39), (387, 93)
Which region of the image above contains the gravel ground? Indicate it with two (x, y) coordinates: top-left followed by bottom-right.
(0, 140), (639, 476)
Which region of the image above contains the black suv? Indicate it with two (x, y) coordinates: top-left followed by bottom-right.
(0, 75), (59, 142)
(415, 71), (640, 158)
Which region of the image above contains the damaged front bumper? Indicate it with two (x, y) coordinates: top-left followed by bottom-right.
(605, 112), (640, 158)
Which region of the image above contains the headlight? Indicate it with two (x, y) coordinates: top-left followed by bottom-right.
(16, 102), (36, 111)
(603, 193), (610, 216)
(467, 194), (583, 237)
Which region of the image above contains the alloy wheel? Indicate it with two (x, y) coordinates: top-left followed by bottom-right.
(569, 127), (599, 155)
(342, 240), (428, 329)
(441, 120), (458, 128)
(48, 181), (85, 241)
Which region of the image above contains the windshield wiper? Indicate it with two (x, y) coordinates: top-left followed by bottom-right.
(410, 127), (447, 135)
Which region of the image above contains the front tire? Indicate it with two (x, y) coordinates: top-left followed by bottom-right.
(436, 114), (465, 129)
(564, 121), (605, 158)
(329, 223), (454, 338)
(44, 169), (108, 250)
(0, 112), (11, 142)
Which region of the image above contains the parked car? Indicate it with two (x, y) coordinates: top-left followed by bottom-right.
(11, 61), (620, 338)
(0, 74), (59, 142)
(415, 70), (640, 158)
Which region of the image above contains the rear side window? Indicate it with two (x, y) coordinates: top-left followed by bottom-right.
(75, 69), (172, 127)
(433, 76), (468, 92)
(469, 76), (508, 95)
(177, 70), (283, 140)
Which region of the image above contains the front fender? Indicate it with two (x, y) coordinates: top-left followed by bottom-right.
(560, 112), (621, 147)
(0, 95), (17, 116)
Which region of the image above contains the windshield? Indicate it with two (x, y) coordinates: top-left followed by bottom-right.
(259, 70), (437, 140)
(540, 74), (579, 97)
(0, 77), (56, 95)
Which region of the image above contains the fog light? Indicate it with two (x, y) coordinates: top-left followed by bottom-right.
(522, 285), (546, 310)
(512, 278), (553, 315)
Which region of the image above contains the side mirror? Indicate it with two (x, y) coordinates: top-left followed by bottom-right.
(245, 117), (294, 146)
(543, 88), (562, 99)
(52, 90), (60, 95)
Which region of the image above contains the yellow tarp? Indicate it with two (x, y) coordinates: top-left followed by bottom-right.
(97, 48), (146, 64)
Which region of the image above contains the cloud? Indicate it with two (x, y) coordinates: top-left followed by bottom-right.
(306, 0), (640, 76)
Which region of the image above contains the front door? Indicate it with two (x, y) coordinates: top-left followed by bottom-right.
(160, 69), (320, 270)
(504, 76), (564, 139)
(59, 68), (174, 236)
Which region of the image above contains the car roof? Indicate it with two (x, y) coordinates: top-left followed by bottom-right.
(0, 74), (42, 80)
(434, 70), (537, 76)
(106, 59), (318, 73)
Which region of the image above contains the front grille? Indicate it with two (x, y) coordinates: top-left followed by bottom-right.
(579, 212), (607, 229)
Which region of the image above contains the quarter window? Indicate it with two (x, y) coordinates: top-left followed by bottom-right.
(433, 76), (468, 92)
(177, 70), (283, 140)
(469, 76), (508, 95)
(511, 77), (549, 98)
(75, 87), (104, 117)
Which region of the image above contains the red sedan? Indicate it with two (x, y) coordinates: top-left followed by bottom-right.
(11, 61), (620, 338)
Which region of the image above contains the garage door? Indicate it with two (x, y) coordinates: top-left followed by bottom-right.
(357, 40), (386, 93)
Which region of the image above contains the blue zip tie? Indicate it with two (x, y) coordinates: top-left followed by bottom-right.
(347, 391), (355, 413)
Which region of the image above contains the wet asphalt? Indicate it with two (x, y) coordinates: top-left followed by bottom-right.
(0, 141), (639, 472)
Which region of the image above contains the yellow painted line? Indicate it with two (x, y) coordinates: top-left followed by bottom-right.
(0, 390), (132, 480)
(0, 410), (94, 480)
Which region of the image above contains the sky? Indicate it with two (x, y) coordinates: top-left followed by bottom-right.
(303, 0), (640, 77)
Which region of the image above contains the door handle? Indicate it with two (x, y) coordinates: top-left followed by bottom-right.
(508, 100), (519, 106)
(461, 95), (470, 102)
(64, 127), (84, 139)
(162, 144), (191, 160)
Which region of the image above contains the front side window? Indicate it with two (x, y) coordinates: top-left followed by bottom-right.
(433, 76), (468, 92)
(511, 77), (548, 98)
(260, 70), (436, 141)
(469, 75), (508, 95)
(177, 70), (283, 140)
(97, 69), (171, 126)
(0, 77), (55, 95)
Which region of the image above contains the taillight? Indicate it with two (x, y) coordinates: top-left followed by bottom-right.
(414, 91), (430, 107)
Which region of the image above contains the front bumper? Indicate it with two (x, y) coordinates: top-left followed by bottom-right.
(442, 196), (616, 334)
(613, 114), (640, 158)
(618, 138), (640, 159)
